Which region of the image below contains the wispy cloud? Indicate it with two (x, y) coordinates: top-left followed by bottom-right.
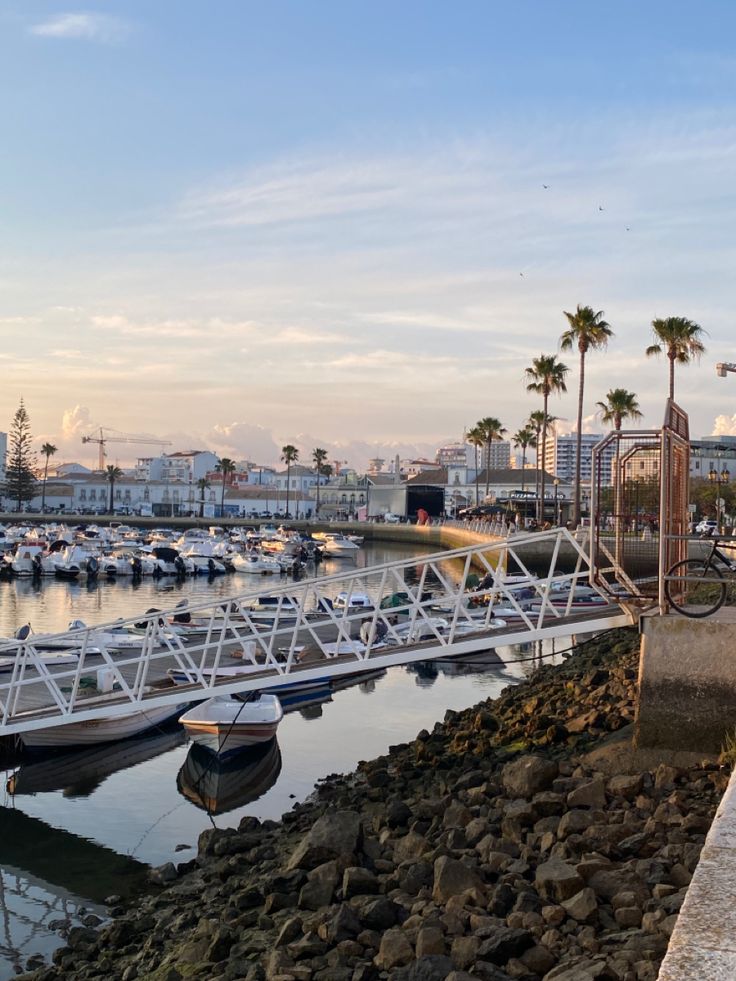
(30, 12), (131, 43)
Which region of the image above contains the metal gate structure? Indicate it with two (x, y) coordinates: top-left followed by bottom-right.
(590, 400), (690, 611)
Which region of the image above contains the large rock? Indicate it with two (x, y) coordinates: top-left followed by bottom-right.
(477, 927), (534, 964)
(535, 859), (584, 902)
(432, 856), (484, 905)
(561, 887), (598, 923)
(501, 756), (558, 799)
(287, 811), (362, 871)
(374, 928), (414, 970)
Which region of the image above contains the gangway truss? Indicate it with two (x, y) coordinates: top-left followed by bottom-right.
(0, 528), (631, 738)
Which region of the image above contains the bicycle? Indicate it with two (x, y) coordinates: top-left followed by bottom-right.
(664, 536), (736, 618)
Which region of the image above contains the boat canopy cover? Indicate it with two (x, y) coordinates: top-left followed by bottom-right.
(152, 546), (180, 562)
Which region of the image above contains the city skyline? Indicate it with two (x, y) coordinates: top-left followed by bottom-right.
(2, 2), (736, 465)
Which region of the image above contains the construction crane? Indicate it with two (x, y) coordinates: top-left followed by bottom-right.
(82, 428), (173, 471)
(716, 362), (736, 378)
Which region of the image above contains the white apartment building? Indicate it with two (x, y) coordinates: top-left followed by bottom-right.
(0, 431), (7, 483)
(542, 433), (615, 486)
(690, 438), (736, 479)
(135, 450), (219, 482)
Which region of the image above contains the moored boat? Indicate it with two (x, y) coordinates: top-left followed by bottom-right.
(179, 693), (283, 754)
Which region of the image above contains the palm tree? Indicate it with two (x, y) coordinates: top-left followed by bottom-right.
(105, 465), (123, 514)
(281, 445), (299, 518)
(525, 355), (569, 522)
(645, 316), (706, 401)
(215, 458), (236, 517)
(196, 478), (210, 518)
(312, 447), (328, 518)
(512, 427), (536, 493)
(40, 442), (57, 513)
(527, 409), (558, 519)
(560, 305), (613, 525)
(596, 389), (643, 555)
(475, 417), (507, 499)
(466, 426), (485, 506)
(596, 388), (643, 431)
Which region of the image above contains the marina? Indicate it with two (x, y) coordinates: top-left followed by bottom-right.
(0, 536), (592, 979)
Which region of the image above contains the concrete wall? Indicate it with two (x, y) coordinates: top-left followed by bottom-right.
(636, 612), (736, 754)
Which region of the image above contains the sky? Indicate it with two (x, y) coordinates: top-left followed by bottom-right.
(2, 1), (736, 470)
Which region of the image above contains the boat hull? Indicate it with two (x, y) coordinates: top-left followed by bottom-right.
(20, 702), (187, 750)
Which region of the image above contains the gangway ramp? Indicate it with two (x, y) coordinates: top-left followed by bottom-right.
(0, 528), (631, 738)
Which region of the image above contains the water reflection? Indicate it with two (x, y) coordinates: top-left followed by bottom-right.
(177, 739), (282, 815)
(7, 726), (186, 798)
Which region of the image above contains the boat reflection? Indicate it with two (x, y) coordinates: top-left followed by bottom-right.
(177, 737), (282, 815)
(6, 725), (186, 798)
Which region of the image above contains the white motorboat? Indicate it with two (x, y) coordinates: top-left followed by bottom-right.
(177, 737), (282, 814)
(179, 541), (227, 575)
(332, 591), (374, 612)
(314, 532), (361, 556)
(232, 551), (282, 575)
(179, 694), (283, 754)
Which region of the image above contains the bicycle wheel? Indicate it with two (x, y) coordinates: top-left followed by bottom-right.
(665, 559), (727, 618)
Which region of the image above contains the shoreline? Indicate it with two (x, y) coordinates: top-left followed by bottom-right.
(20, 627), (727, 981)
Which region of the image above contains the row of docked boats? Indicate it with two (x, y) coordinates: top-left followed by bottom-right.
(0, 523), (362, 582)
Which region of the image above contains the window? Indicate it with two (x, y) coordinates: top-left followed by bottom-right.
(115, 489), (121, 499)
(90, 490), (96, 501)
(79, 489), (86, 501)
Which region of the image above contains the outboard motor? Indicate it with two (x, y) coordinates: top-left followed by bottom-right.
(174, 555), (186, 578)
(32, 553), (43, 578)
(86, 557), (99, 578)
(131, 556), (142, 578)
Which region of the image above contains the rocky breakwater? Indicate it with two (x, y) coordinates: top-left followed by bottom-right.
(23, 627), (728, 981)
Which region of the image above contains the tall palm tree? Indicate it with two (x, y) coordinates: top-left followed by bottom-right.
(105, 465), (123, 514)
(527, 410), (558, 519)
(40, 442), (57, 513)
(596, 389), (643, 552)
(525, 355), (569, 522)
(196, 478), (210, 518)
(466, 426), (485, 506)
(645, 316), (706, 401)
(475, 417), (507, 499)
(512, 427), (536, 493)
(281, 445), (299, 518)
(560, 304), (614, 525)
(596, 388), (643, 431)
(215, 457), (236, 517)
(312, 447), (328, 518)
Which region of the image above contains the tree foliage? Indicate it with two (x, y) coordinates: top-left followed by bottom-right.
(6, 399), (36, 510)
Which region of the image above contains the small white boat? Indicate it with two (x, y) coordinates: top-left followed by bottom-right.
(332, 591), (373, 612)
(315, 533), (361, 556)
(20, 694), (187, 750)
(232, 551), (282, 575)
(179, 694), (283, 754)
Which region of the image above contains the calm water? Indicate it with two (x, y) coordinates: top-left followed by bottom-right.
(0, 540), (569, 978)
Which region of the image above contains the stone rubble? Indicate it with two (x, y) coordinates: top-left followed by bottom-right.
(19, 627), (728, 981)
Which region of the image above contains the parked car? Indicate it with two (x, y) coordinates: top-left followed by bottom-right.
(696, 519), (719, 535)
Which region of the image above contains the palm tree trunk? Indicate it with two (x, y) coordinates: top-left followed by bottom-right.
(315, 474), (320, 518)
(540, 396), (549, 524)
(286, 464), (291, 517)
(474, 447), (479, 505)
(109, 479), (114, 513)
(573, 349), (585, 526)
(221, 477), (226, 516)
(485, 441), (490, 499)
(668, 351), (675, 401)
(534, 427), (541, 517)
(521, 447), (526, 493)
(42, 458), (49, 512)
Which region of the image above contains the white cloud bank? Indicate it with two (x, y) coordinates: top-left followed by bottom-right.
(30, 13), (130, 43)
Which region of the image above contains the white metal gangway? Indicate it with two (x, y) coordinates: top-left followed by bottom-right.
(0, 528), (631, 738)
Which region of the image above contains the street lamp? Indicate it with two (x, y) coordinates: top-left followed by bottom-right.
(708, 455), (730, 531)
(553, 478), (560, 526)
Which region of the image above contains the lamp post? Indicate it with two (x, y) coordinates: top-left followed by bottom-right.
(553, 478), (560, 526)
(708, 453), (730, 532)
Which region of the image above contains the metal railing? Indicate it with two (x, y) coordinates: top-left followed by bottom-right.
(0, 528), (631, 736)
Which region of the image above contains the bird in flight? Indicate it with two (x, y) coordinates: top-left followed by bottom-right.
(542, 184), (550, 189)
(598, 205), (605, 212)
(519, 272), (525, 278)
(626, 226), (630, 231)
